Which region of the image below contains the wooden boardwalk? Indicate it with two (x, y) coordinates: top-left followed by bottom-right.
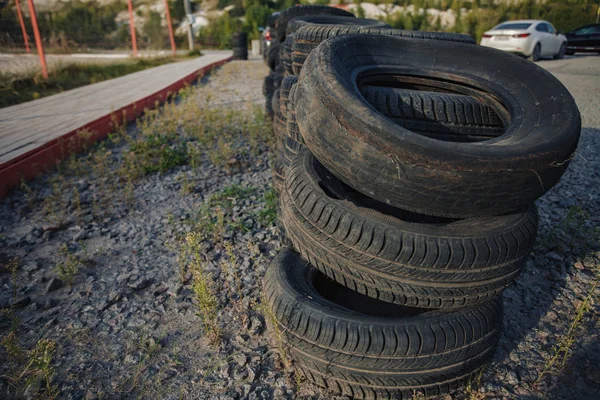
(0, 50), (232, 196)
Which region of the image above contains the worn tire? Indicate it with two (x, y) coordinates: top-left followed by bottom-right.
(232, 47), (248, 60)
(272, 89), (286, 138)
(279, 75), (298, 116)
(295, 34), (581, 218)
(264, 249), (503, 399)
(360, 86), (504, 141)
(273, 157), (285, 194)
(286, 15), (389, 37)
(292, 26), (475, 75)
(267, 42), (280, 71)
(275, 5), (355, 43)
(281, 34), (295, 76)
(281, 150), (538, 308)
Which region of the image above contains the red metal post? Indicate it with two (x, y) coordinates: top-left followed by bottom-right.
(26, 0), (47, 79)
(15, 0), (31, 53)
(164, 0), (176, 56)
(127, 0), (138, 57)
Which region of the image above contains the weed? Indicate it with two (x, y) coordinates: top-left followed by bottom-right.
(223, 241), (243, 304)
(180, 233), (221, 345)
(465, 368), (490, 400)
(411, 391), (427, 400)
(20, 180), (38, 209)
(534, 274), (599, 385)
(55, 244), (84, 286)
(1, 338), (58, 398)
(253, 295), (291, 369)
(256, 188), (278, 227)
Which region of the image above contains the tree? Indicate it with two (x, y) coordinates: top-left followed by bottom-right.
(144, 11), (164, 49)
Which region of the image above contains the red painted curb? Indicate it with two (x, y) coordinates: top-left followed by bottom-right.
(0, 56), (232, 198)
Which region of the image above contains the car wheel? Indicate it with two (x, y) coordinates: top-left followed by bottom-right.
(528, 43), (541, 62)
(554, 43), (566, 59)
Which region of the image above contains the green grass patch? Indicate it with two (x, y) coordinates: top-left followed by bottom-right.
(0, 57), (193, 108)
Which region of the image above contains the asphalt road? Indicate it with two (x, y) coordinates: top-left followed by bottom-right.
(537, 54), (600, 129)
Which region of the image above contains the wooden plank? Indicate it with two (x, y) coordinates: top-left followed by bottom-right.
(0, 52), (232, 196)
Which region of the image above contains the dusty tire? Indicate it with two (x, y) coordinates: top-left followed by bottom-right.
(286, 15), (389, 37)
(292, 26), (475, 75)
(279, 76), (298, 117)
(267, 42), (280, 71)
(272, 89), (286, 139)
(272, 157), (285, 194)
(275, 5), (355, 43)
(360, 86), (504, 141)
(281, 34), (295, 76)
(281, 150), (538, 308)
(264, 249), (503, 399)
(295, 34), (581, 218)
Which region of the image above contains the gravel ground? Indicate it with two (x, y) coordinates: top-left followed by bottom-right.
(0, 55), (599, 400)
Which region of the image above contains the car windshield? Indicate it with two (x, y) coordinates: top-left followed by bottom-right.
(494, 23), (532, 30)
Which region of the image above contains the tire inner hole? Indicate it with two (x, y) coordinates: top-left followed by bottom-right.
(312, 269), (430, 317)
(358, 75), (508, 143)
(316, 170), (459, 224)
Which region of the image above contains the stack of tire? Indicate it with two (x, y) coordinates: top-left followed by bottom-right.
(232, 32), (248, 60)
(263, 6), (582, 399)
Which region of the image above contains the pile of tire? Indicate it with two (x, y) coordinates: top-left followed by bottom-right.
(263, 6), (581, 399)
(232, 32), (248, 60)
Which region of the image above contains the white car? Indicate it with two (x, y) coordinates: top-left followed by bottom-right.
(480, 20), (567, 61)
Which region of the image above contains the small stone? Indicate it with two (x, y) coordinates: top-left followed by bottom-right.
(127, 278), (151, 291)
(96, 300), (109, 311)
(108, 291), (122, 303)
(46, 277), (63, 293)
(546, 252), (562, 261)
(13, 295), (31, 308)
(23, 262), (40, 273)
(505, 370), (520, 385)
(43, 298), (58, 309)
(153, 285), (169, 296)
(234, 353), (247, 367)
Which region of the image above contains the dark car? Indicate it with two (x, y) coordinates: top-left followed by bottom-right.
(565, 24), (600, 55)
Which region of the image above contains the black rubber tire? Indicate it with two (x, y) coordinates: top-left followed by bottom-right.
(282, 135), (304, 168)
(275, 5), (355, 43)
(528, 42), (541, 62)
(273, 68), (284, 89)
(272, 89), (286, 139)
(295, 34), (581, 218)
(285, 83), (303, 145)
(264, 249), (503, 399)
(232, 32), (248, 46)
(262, 74), (274, 97)
(292, 26), (475, 75)
(279, 76), (298, 117)
(281, 150), (538, 308)
(554, 42), (566, 59)
(286, 15), (389, 37)
(267, 42), (280, 71)
(360, 86), (504, 142)
(232, 46), (248, 60)
(273, 157), (285, 194)
(280, 34), (295, 76)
